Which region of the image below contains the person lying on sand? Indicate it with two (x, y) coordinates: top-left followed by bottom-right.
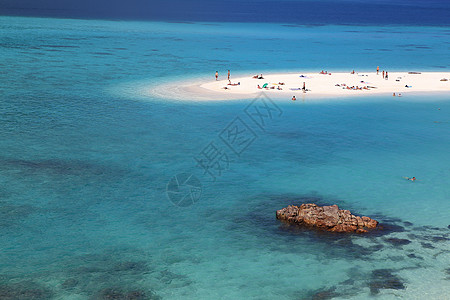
(277, 86), (283, 90)
(278, 82), (285, 85)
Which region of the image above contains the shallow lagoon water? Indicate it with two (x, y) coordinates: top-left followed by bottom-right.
(0, 16), (449, 299)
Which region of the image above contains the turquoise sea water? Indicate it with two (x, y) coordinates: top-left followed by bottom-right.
(0, 16), (449, 299)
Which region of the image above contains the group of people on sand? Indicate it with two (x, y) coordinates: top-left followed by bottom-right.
(257, 83), (284, 90)
(346, 85), (371, 90)
(335, 83), (373, 91)
(252, 74), (264, 79)
(216, 70), (242, 89)
(376, 66), (389, 80)
(320, 70), (331, 75)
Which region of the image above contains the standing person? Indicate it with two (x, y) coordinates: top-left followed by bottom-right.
(215, 71), (218, 81)
(385, 72), (388, 80)
(227, 70), (230, 80)
(302, 82), (306, 91)
(377, 66), (379, 75)
(382, 70), (385, 79)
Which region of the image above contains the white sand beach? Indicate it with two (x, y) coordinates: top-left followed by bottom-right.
(152, 71), (450, 101)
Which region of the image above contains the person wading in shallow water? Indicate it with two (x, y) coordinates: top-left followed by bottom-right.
(377, 66), (379, 75)
(292, 96), (296, 101)
(215, 71), (218, 81)
(228, 70), (230, 80)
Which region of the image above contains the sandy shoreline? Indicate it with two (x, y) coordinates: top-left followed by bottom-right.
(150, 71), (450, 101)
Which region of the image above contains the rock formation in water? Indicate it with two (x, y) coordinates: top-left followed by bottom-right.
(276, 203), (378, 233)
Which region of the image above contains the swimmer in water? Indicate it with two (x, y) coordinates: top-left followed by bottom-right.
(403, 176), (416, 181)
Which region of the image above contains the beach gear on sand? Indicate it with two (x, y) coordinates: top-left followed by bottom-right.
(262, 83), (269, 88)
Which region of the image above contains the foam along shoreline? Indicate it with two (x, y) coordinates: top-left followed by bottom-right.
(152, 71), (450, 101)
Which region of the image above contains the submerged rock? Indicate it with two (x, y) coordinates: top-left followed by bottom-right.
(0, 282), (53, 300)
(303, 286), (339, 300)
(384, 238), (412, 247)
(61, 278), (79, 289)
(92, 288), (161, 300)
(276, 203), (378, 233)
(369, 269), (405, 295)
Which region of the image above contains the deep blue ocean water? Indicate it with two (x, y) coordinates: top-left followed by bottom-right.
(1, 0), (450, 26)
(0, 15), (449, 299)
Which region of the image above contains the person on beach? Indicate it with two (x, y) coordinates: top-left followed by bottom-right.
(292, 96), (296, 101)
(382, 70), (385, 78)
(228, 70), (230, 80)
(385, 72), (388, 80)
(302, 82), (306, 91)
(215, 71), (218, 81)
(377, 66), (379, 75)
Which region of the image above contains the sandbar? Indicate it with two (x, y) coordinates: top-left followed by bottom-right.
(150, 71), (450, 101)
